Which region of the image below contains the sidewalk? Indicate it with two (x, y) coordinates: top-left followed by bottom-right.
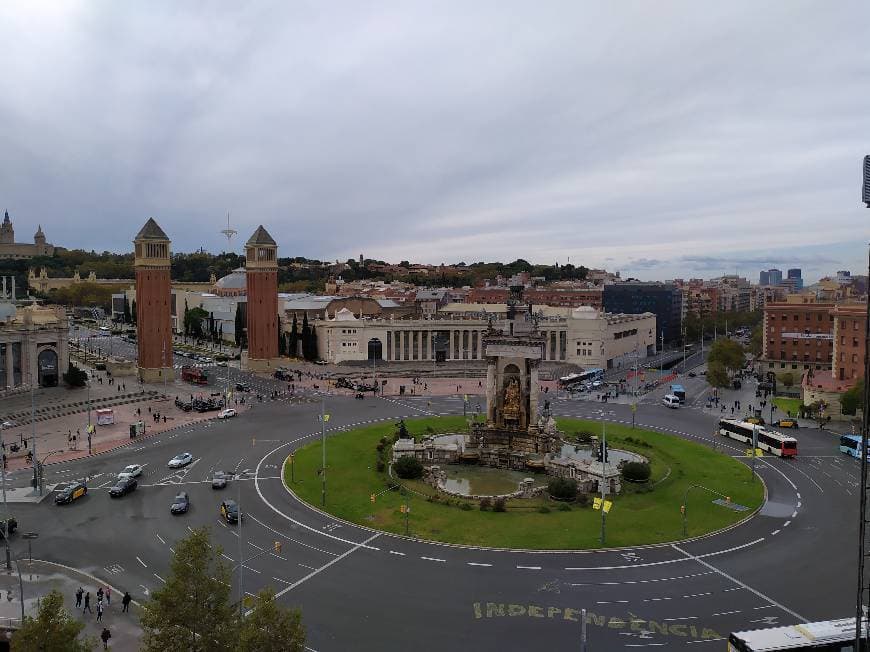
(0, 559), (142, 648)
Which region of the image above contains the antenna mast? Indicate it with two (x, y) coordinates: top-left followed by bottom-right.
(220, 212), (238, 251)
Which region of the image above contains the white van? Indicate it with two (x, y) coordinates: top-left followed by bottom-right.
(662, 394), (681, 409)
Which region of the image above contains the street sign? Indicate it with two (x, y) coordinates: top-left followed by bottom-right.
(593, 497), (602, 510)
(603, 500), (613, 513)
(745, 448), (764, 458)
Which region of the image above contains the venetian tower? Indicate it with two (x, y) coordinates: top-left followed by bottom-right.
(244, 225), (280, 371)
(133, 218), (174, 383)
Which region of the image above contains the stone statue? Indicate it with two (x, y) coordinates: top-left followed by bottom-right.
(503, 378), (521, 421)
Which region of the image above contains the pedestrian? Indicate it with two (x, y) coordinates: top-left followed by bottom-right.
(75, 587), (83, 608)
(163, 415), (166, 423)
(96, 601), (103, 622)
(148, 406), (151, 414)
(84, 591), (92, 614)
(105, 586), (111, 605)
(97, 587), (104, 603)
(101, 627), (111, 649)
(122, 591), (131, 613)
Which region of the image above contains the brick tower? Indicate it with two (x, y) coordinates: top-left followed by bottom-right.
(244, 225), (280, 371)
(133, 218), (174, 383)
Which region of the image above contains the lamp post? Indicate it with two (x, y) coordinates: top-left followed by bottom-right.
(751, 424), (759, 482)
(0, 423), (11, 570)
(236, 462), (246, 617)
(600, 417), (607, 546)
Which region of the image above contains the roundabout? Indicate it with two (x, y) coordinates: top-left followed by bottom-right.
(3, 376), (857, 651)
(283, 416), (765, 549)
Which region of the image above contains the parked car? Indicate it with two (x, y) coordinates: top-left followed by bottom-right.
(117, 464), (143, 480)
(217, 408), (236, 420)
(212, 471), (228, 489)
(314, 360), (328, 365)
(775, 418), (799, 429)
(109, 476), (137, 497)
(170, 491), (190, 514)
(220, 499), (240, 524)
(687, 371), (697, 378)
(55, 482), (88, 505)
(167, 453), (193, 469)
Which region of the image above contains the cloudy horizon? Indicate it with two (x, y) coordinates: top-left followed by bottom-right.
(1, 1), (868, 283)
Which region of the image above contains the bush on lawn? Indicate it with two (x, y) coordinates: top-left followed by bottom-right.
(576, 493), (590, 507)
(622, 461), (651, 483)
(393, 456), (423, 479)
(492, 497), (506, 512)
(479, 497), (492, 511)
(538, 505), (551, 514)
(547, 477), (578, 501)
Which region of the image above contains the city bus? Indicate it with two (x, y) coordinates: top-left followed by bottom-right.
(558, 368), (603, 389)
(728, 616), (859, 651)
(718, 419), (798, 457)
(840, 434), (870, 460)
(669, 384), (686, 403)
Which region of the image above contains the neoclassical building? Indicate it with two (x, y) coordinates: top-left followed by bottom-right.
(0, 302), (69, 388)
(0, 211), (56, 260)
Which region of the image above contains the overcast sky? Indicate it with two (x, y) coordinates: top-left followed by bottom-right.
(1, 1), (868, 282)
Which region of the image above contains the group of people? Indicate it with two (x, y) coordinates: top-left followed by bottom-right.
(74, 585), (133, 648)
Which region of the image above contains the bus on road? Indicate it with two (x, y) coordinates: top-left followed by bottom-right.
(558, 368), (604, 389)
(718, 419), (798, 457)
(728, 616), (859, 650)
(669, 384), (686, 403)
(840, 433), (870, 460)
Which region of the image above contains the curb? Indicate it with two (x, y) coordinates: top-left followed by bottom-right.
(16, 559), (143, 608)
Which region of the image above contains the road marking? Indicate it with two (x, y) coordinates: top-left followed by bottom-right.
(686, 639), (724, 644)
(712, 610), (741, 617)
(671, 544), (807, 623)
(136, 556), (147, 568)
(155, 533), (165, 544)
(221, 553), (234, 562)
(153, 573), (165, 583)
(267, 533), (382, 604)
(298, 563), (317, 570)
(791, 510), (797, 518)
(421, 556), (446, 563)
(517, 565), (541, 570)
(771, 530), (781, 536)
(564, 538), (764, 571)
(467, 562), (492, 567)
(389, 551), (406, 556)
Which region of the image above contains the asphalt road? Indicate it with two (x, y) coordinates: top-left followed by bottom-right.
(2, 380), (857, 650)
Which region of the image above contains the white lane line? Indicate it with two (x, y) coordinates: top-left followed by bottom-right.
(243, 565), (261, 574)
(771, 530), (781, 536)
(663, 616), (698, 621)
(245, 513), (339, 557)
(268, 533), (381, 605)
(797, 501), (802, 508)
(272, 576), (290, 584)
(421, 556), (446, 563)
(298, 563), (317, 570)
(564, 538), (764, 570)
(517, 565), (541, 570)
(156, 533), (165, 545)
(711, 610), (741, 617)
(797, 492), (801, 499)
(671, 544), (807, 623)
(221, 553), (234, 562)
(783, 520), (791, 527)
(136, 557), (147, 568)
(467, 562), (492, 567)
(687, 639), (725, 644)
(791, 510), (797, 518)
(389, 550), (406, 556)
(153, 573), (165, 583)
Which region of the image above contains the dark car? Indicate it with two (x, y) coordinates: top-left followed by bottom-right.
(109, 476), (137, 497)
(220, 499), (240, 524)
(55, 482), (88, 505)
(0, 518), (17, 538)
(212, 471), (228, 490)
(235, 382), (250, 392)
(170, 491), (190, 514)
(687, 371), (697, 378)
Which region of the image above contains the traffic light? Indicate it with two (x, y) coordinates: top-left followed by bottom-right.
(370, 494), (376, 503)
(274, 541), (282, 554)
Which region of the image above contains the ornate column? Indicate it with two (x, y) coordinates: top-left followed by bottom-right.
(528, 359), (540, 426)
(4, 342), (13, 389)
(485, 356), (497, 424)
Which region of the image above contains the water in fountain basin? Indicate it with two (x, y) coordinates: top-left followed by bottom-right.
(440, 466), (531, 496)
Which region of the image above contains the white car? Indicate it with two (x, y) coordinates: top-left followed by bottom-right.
(218, 408), (236, 420)
(168, 453), (193, 468)
(200, 356), (213, 364)
(117, 464), (143, 480)
(216, 361), (228, 367)
(662, 394), (681, 409)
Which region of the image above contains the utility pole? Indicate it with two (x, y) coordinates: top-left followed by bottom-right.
(321, 396), (327, 507)
(600, 419), (607, 546)
(237, 462), (245, 617)
(87, 377), (92, 456)
(31, 385), (38, 494)
(751, 425), (758, 482)
(0, 424), (11, 570)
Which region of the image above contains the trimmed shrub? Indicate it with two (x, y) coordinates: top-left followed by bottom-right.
(460, 502), (472, 511)
(547, 477), (578, 501)
(492, 497), (506, 512)
(575, 493), (591, 507)
(557, 503), (571, 512)
(622, 461), (651, 483)
(376, 459), (385, 473)
(393, 456), (423, 479)
(538, 505), (551, 514)
(479, 497), (492, 511)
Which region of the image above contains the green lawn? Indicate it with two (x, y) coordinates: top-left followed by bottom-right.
(773, 397), (802, 416)
(285, 417), (764, 549)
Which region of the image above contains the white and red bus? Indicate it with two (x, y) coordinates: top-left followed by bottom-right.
(718, 419), (798, 458)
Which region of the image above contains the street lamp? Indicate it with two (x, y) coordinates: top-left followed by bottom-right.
(0, 422), (11, 570)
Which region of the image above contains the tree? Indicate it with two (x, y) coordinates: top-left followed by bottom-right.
(309, 325), (318, 361)
(301, 314), (311, 360)
(12, 589), (94, 651)
(184, 307), (209, 339)
(707, 339), (745, 373)
(621, 461), (651, 482)
(842, 379), (865, 416)
(748, 325), (762, 357)
(780, 372), (795, 389)
(238, 587), (305, 652)
(63, 363), (88, 388)
(706, 361), (730, 389)
(234, 303), (245, 348)
(183, 299), (190, 339)
(547, 477), (578, 500)
(140, 527), (238, 652)
(288, 314), (299, 357)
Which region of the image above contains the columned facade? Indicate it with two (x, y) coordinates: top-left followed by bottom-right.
(244, 225), (281, 371)
(133, 218), (174, 383)
(0, 305), (69, 389)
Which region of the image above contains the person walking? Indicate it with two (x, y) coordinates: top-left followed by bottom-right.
(121, 591), (131, 613)
(75, 587), (83, 609)
(100, 628), (111, 650)
(97, 587), (104, 603)
(96, 601), (103, 622)
(83, 591), (92, 614)
(105, 586), (111, 605)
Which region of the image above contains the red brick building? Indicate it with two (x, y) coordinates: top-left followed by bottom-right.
(133, 218), (174, 382)
(832, 303), (867, 383)
(244, 226), (280, 371)
(761, 302), (835, 373)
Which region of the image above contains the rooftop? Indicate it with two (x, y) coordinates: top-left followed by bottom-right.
(134, 217), (169, 241)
